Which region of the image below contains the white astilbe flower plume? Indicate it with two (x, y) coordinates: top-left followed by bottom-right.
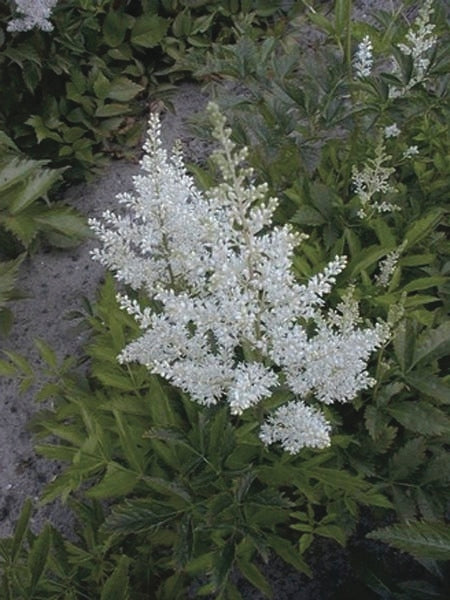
(259, 401), (332, 454)
(389, 0), (437, 97)
(352, 138), (398, 218)
(90, 103), (387, 454)
(7, 0), (58, 32)
(353, 35), (373, 79)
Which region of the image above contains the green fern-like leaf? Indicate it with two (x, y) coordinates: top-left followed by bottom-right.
(367, 521), (450, 561)
(389, 437), (426, 481)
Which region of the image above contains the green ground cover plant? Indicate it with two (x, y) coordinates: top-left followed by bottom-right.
(1, 0), (291, 181)
(0, 0), (449, 598)
(0, 0), (292, 326)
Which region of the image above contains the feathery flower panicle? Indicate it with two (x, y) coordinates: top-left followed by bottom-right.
(353, 138), (399, 218)
(91, 103), (387, 454)
(259, 401), (332, 454)
(7, 0), (58, 32)
(353, 35), (373, 79)
(375, 241), (407, 288)
(389, 0), (437, 97)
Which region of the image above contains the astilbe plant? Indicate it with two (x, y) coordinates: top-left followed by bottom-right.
(90, 103), (388, 454)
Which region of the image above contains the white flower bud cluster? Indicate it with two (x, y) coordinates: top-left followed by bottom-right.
(402, 145), (419, 159)
(7, 0), (58, 32)
(353, 35), (373, 79)
(375, 241), (407, 288)
(90, 103), (387, 454)
(352, 139), (399, 218)
(384, 123), (401, 139)
(389, 0), (437, 97)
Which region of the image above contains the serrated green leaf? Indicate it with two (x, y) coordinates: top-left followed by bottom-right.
(388, 401), (450, 435)
(0, 254), (24, 306)
(212, 542), (235, 592)
(62, 127), (85, 143)
(11, 499), (32, 561)
(91, 363), (139, 391)
(100, 555), (130, 600)
(185, 551), (215, 575)
(372, 218), (397, 248)
(87, 463), (139, 499)
(105, 499), (179, 535)
(103, 10), (129, 48)
(107, 77), (144, 102)
(389, 437), (426, 481)
(404, 209), (443, 249)
(236, 558), (273, 598)
(367, 521), (450, 560)
(93, 71), (111, 100)
(266, 534), (312, 577)
(364, 405), (388, 439)
(95, 103), (130, 118)
(348, 245), (386, 278)
(291, 205), (325, 226)
(34, 209), (90, 238)
(0, 209), (39, 246)
(308, 12), (335, 36)
(1, 350), (33, 376)
(0, 130), (19, 152)
(0, 355), (16, 374)
(113, 409), (145, 472)
(412, 322), (450, 368)
(34, 339), (58, 369)
(299, 466), (369, 494)
(0, 155), (45, 194)
(25, 115), (63, 144)
(405, 373), (450, 404)
(131, 14), (169, 48)
(28, 524), (51, 593)
(393, 320), (416, 373)
(335, 0), (351, 37)
(315, 524), (347, 546)
(423, 452), (450, 484)
(147, 377), (182, 428)
(402, 276), (447, 293)
(142, 476), (191, 505)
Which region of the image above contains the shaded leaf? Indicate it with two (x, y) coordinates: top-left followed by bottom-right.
(28, 524), (51, 592)
(100, 555), (130, 600)
(388, 401), (450, 435)
(367, 521), (450, 560)
(131, 14), (169, 48)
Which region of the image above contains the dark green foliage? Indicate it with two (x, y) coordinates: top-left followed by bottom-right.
(0, 132), (89, 331)
(0, 134), (89, 252)
(2, 275), (393, 598)
(368, 520), (450, 561)
(0, 253), (24, 335)
(0, 0), (293, 182)
(0, 498), (138, 599)
(184, 0), (450, 584)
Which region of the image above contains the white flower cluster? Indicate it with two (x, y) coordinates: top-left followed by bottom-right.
(91, 104), (387, 454)
(389, 0), (437, 97)
(375, 241), (407, 288)
(353, 35), (373, 79)
(402, 145), (419, 159)
(384, 123), (401, 139)
(352, 139), (399, 218)
(7, 0), (58, 32)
